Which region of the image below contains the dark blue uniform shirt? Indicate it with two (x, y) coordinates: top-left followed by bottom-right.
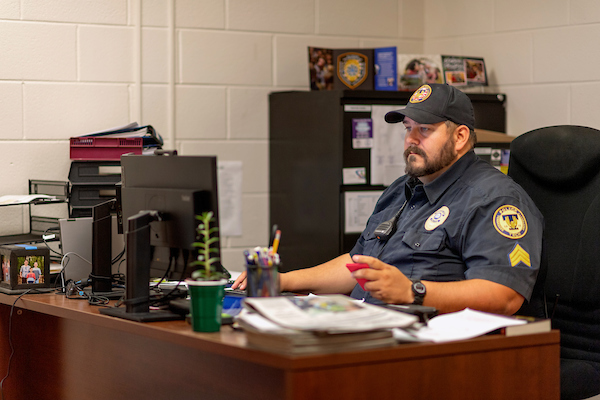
(349, 151), (543, 304)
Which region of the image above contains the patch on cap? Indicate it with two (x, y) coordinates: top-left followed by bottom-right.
(410, 85), (432, 103)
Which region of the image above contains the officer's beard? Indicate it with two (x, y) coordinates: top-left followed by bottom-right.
(404, 135), (457, 178)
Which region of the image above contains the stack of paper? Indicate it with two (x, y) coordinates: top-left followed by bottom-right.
(237, 295), (418, 355)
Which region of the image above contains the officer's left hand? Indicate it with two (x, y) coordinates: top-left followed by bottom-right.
(350, 254), (413, 304)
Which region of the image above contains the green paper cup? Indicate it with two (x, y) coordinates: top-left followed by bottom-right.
(186, 279), (227, 332)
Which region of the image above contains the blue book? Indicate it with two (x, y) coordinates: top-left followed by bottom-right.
(374, 47), (397, 91)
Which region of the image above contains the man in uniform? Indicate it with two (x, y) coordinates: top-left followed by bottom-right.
(234, 84), (543, 316)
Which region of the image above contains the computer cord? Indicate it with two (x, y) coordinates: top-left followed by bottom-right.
(158, 249), (191, 303)
(54, 252), (91, 294)
(0, 289), (33, 400)
(112, 246), (125, 266)
(41, 226), (64, 258)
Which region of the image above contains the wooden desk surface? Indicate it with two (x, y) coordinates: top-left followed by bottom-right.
(0, 292), (560, 400)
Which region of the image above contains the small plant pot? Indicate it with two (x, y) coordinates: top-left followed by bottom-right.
(186, 279), (228, 332)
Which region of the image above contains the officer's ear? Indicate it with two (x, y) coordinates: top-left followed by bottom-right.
(453, 124), (471, 153)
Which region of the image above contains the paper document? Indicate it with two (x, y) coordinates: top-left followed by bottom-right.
(217, 161), (243, 237)
(370, 105), (406, 186)
(242, 295), (417, 333)
(344, 191), (383, 233)
(397, 308), (527, 343)
(0, 194), (58, 205)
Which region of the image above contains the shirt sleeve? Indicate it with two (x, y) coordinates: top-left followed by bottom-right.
(459, 195), (544, 301)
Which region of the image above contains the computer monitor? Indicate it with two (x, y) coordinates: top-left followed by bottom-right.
(100, 152), (222, 322)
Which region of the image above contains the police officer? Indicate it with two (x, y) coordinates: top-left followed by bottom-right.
(234, 84), (543, 316)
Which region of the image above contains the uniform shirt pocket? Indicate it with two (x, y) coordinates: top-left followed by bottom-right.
(401, 228), (445, 252)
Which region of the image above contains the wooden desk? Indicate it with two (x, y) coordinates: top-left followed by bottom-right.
(0, 293), (559, 400)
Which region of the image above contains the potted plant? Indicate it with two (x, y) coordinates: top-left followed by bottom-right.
(186, 211), (228, 332)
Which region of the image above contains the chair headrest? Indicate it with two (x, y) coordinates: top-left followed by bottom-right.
(510, 125), (600, 186)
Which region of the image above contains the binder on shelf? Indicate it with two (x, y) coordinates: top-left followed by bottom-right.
(70, 122), (162, 161)
(81, 122), (163, 146)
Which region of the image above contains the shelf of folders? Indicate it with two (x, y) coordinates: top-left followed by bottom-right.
(244, 238), (281, 297)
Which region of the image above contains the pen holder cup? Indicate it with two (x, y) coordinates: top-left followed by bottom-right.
(246, 264), (280, 297)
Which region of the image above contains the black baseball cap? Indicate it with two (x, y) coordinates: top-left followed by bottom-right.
(385, 84), (475, 130)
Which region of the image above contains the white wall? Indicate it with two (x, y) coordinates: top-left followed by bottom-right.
(0, 0), (423, 271)
(424, 0), (600, 136)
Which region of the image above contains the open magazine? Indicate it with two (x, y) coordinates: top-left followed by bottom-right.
(241, 295), (418, 334)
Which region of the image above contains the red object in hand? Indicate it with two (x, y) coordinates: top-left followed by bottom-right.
(346, 263), (370, 290)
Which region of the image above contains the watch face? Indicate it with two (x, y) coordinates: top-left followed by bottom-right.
(413, 282), (426, 294)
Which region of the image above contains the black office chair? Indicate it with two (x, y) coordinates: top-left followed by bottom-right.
(508, 125), (600, 400)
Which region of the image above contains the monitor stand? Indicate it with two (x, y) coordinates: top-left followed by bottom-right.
(89, 200), (124, 300)
(100, 210), (183, 322)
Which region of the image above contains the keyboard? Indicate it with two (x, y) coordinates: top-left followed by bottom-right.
(224, 288), (247, 296)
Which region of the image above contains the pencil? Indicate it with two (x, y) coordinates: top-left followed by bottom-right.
(271, 230), (281, 255)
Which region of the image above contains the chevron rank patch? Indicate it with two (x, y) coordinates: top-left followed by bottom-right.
(508, 243), (531, 268)
(493, 205), (528, 239)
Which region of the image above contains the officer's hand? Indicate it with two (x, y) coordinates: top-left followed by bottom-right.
(350, 254), (413, 304)
(231, 271), (247, 290)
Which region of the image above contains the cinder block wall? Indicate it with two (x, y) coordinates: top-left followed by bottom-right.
(2, 0), (599, 271)
(425, 0), (600, 136)
(0, 0), (423, 270)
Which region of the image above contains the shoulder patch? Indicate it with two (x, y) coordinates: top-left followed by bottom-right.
(493, 205), (528, 239)
(424, 206), (449, 231)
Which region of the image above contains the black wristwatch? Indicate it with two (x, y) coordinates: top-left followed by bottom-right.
(411, 280), (426, 305)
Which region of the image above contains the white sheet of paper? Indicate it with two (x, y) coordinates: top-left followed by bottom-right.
(370, 105), (406, 186)
(344, 191), (383, 233)
(343, 167), (367, 185)
(407, 308), (527, 343)
(217, 161), (243, 237)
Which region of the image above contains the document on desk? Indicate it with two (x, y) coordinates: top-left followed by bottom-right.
(396, 308), (528, 343)
(242, 295), (418, 333)
(0, 194), (58, 205)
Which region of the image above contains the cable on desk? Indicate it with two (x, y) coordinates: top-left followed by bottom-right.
(146, 248), (190, 307)
(54, 251), (92, 294)
(87, 294), (110, 306)
(0, 289), (32, 400)
(41, 226), (63, 257)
